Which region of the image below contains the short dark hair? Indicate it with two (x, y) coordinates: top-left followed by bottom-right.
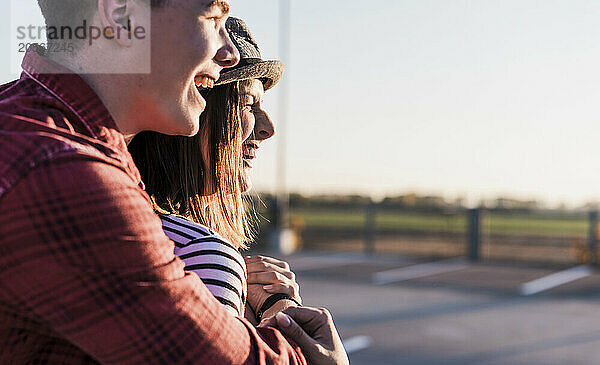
(37, 0), (167, 43)
(37, 0), (95, 30)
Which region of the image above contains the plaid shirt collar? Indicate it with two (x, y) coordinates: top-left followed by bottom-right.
(19, 49), (143, 187)
(21, 49), (119, 139)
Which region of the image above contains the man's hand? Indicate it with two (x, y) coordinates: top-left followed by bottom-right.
(260, 306), (350, 365)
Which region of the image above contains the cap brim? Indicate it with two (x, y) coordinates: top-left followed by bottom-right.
(216, 60), (284, 91)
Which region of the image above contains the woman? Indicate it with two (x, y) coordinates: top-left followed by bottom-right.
(128, 18), (298, 324)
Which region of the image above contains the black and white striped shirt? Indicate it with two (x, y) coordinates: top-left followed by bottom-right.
(160, 214), (247, 317)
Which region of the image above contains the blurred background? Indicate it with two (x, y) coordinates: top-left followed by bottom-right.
(3, 1), (600, 364)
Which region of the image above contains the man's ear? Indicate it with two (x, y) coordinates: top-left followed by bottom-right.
(98, 0), (133, 47)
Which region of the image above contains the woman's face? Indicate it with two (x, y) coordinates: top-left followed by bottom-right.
(239, 79), (275, 191)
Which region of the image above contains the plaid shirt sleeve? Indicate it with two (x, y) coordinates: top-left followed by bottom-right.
(0, 156), (306, 364)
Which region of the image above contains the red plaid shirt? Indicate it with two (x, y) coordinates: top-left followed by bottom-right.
(0, 49), (306, 365)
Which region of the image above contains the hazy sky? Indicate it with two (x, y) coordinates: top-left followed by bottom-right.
(3, 1), (600, 207)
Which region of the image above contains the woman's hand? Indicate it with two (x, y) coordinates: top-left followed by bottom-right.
(245, 255), (301, 314)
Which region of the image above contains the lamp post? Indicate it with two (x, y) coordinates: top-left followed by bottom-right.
(271, 0), (295, 254)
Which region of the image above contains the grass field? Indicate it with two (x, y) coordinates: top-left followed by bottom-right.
(290, 208), (589, 237)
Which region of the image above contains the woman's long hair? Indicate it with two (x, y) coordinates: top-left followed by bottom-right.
(128, 82), (251, 249)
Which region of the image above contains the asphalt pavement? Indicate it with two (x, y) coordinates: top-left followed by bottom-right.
(270, 251), (600, 365)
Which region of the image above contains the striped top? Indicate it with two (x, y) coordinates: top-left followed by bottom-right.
(160, 214), (247, 317)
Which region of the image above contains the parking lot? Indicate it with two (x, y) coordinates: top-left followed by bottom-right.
(272, 251), (600, 365)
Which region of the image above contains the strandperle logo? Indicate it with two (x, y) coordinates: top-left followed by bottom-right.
(10, 0), (151, 74)
(15, 19), (147, 48)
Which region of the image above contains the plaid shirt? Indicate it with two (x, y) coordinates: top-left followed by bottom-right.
(0, 49), (306, 365)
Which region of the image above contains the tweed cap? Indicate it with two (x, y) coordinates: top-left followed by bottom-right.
(216, 17), (284, 91)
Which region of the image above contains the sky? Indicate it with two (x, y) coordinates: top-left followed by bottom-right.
(2, 0), (600, 207)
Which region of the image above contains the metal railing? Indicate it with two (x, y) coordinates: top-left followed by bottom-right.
(276, 202), (597, 265)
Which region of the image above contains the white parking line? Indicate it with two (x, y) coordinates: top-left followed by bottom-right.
(373, 258), (469, 285)
(520, 265), (594, 296)
(284, 252), (410, 272)
(342, 335), (372, 354)
(284, 255), (366, 271)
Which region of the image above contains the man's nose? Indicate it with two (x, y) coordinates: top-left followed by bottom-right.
(254, 109), (275, 141)
(214, 29), (240, 68)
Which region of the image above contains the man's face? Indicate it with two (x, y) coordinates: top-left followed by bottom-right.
(239, 79), (275, 192)
(143, 0), (239, 136)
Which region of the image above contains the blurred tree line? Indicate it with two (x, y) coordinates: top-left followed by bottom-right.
(249, 193), (548, 214)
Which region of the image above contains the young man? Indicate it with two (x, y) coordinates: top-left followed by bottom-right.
(0, 1), (348, 364)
